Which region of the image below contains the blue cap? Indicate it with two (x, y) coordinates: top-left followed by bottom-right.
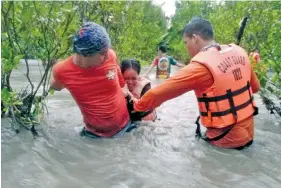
(73, 22), (111, 56)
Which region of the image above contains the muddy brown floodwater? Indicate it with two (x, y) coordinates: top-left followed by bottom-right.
(2, 61), (281, 188)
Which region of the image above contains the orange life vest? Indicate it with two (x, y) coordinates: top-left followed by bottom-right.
(131, 77), (157, 121)
(192, 44), (257, 129)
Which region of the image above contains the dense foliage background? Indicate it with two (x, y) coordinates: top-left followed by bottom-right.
(1, 1), (280, 135)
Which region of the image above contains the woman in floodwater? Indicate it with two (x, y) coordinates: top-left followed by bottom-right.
(121, 59), (157, 122)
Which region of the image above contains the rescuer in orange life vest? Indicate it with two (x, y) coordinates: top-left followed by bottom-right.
(133, 17), (260, 149)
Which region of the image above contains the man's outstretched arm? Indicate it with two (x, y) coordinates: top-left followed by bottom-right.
(134, 63), (213, 112)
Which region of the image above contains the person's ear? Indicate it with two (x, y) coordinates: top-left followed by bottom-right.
(192, 34), (198, 44)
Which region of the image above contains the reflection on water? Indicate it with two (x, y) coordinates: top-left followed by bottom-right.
(2, 61), (281, 188)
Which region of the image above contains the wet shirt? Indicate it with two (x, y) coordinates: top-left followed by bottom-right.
(52, 49), (129, 137)
(134, 62), (260, 148)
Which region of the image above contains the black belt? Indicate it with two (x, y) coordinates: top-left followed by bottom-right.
(200, 96), (253, 117)
(195, 116), (234, 142)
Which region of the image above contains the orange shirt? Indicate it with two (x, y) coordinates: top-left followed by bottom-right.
(52, 49), (129, 137)
(134, 62), (260, 148)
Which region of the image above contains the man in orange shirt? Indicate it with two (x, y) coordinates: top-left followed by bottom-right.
(50, 22), (135, 138)
(134, 17), (260, 149)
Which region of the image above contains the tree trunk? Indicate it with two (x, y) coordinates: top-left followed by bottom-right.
(6, 71), (12, 92)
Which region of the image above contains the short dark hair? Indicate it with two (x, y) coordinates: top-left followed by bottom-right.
(183, 17), (214, 40)
(158, 45), (167, 53)
(121, 59), (141, 74)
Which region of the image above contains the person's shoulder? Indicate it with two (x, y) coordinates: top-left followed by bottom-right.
(186, 60), (209, 71)
(152, 56), (159, 65)
(139, 76), (151, 82)
(138, 76), (151, 86)
(107, 49), (119, 65)
(153, 56), (159, 61)
(108, 49), (117, 59)
(53, 56), (73, 73)
(229, 43), (248, 54)
(167, 55), (176, 61)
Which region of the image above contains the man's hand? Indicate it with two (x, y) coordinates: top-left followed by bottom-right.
(126, 95), (152, 121)
(130, 97), (139, 113)
(132, 97), (138, 103)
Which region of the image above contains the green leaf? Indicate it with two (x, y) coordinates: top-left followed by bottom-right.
(49, 88), (55, 95)
(1, 88), (11, 102)
(3, 108), (8, 113)
(62, 8), (71, 13)
(272, 73), (279, 83)
(15, 101), (23, 105)
(14, 55), (24, 65)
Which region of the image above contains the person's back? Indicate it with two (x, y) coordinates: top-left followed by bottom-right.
(53, 49), (129, 137)
(143, 45), (184, 79)
(155, 55), (177, 79)
(50, 22), (130, 138)
(191, 44), (258, 148)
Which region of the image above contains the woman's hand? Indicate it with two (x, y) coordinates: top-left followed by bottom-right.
(122, 85), (138, 103)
